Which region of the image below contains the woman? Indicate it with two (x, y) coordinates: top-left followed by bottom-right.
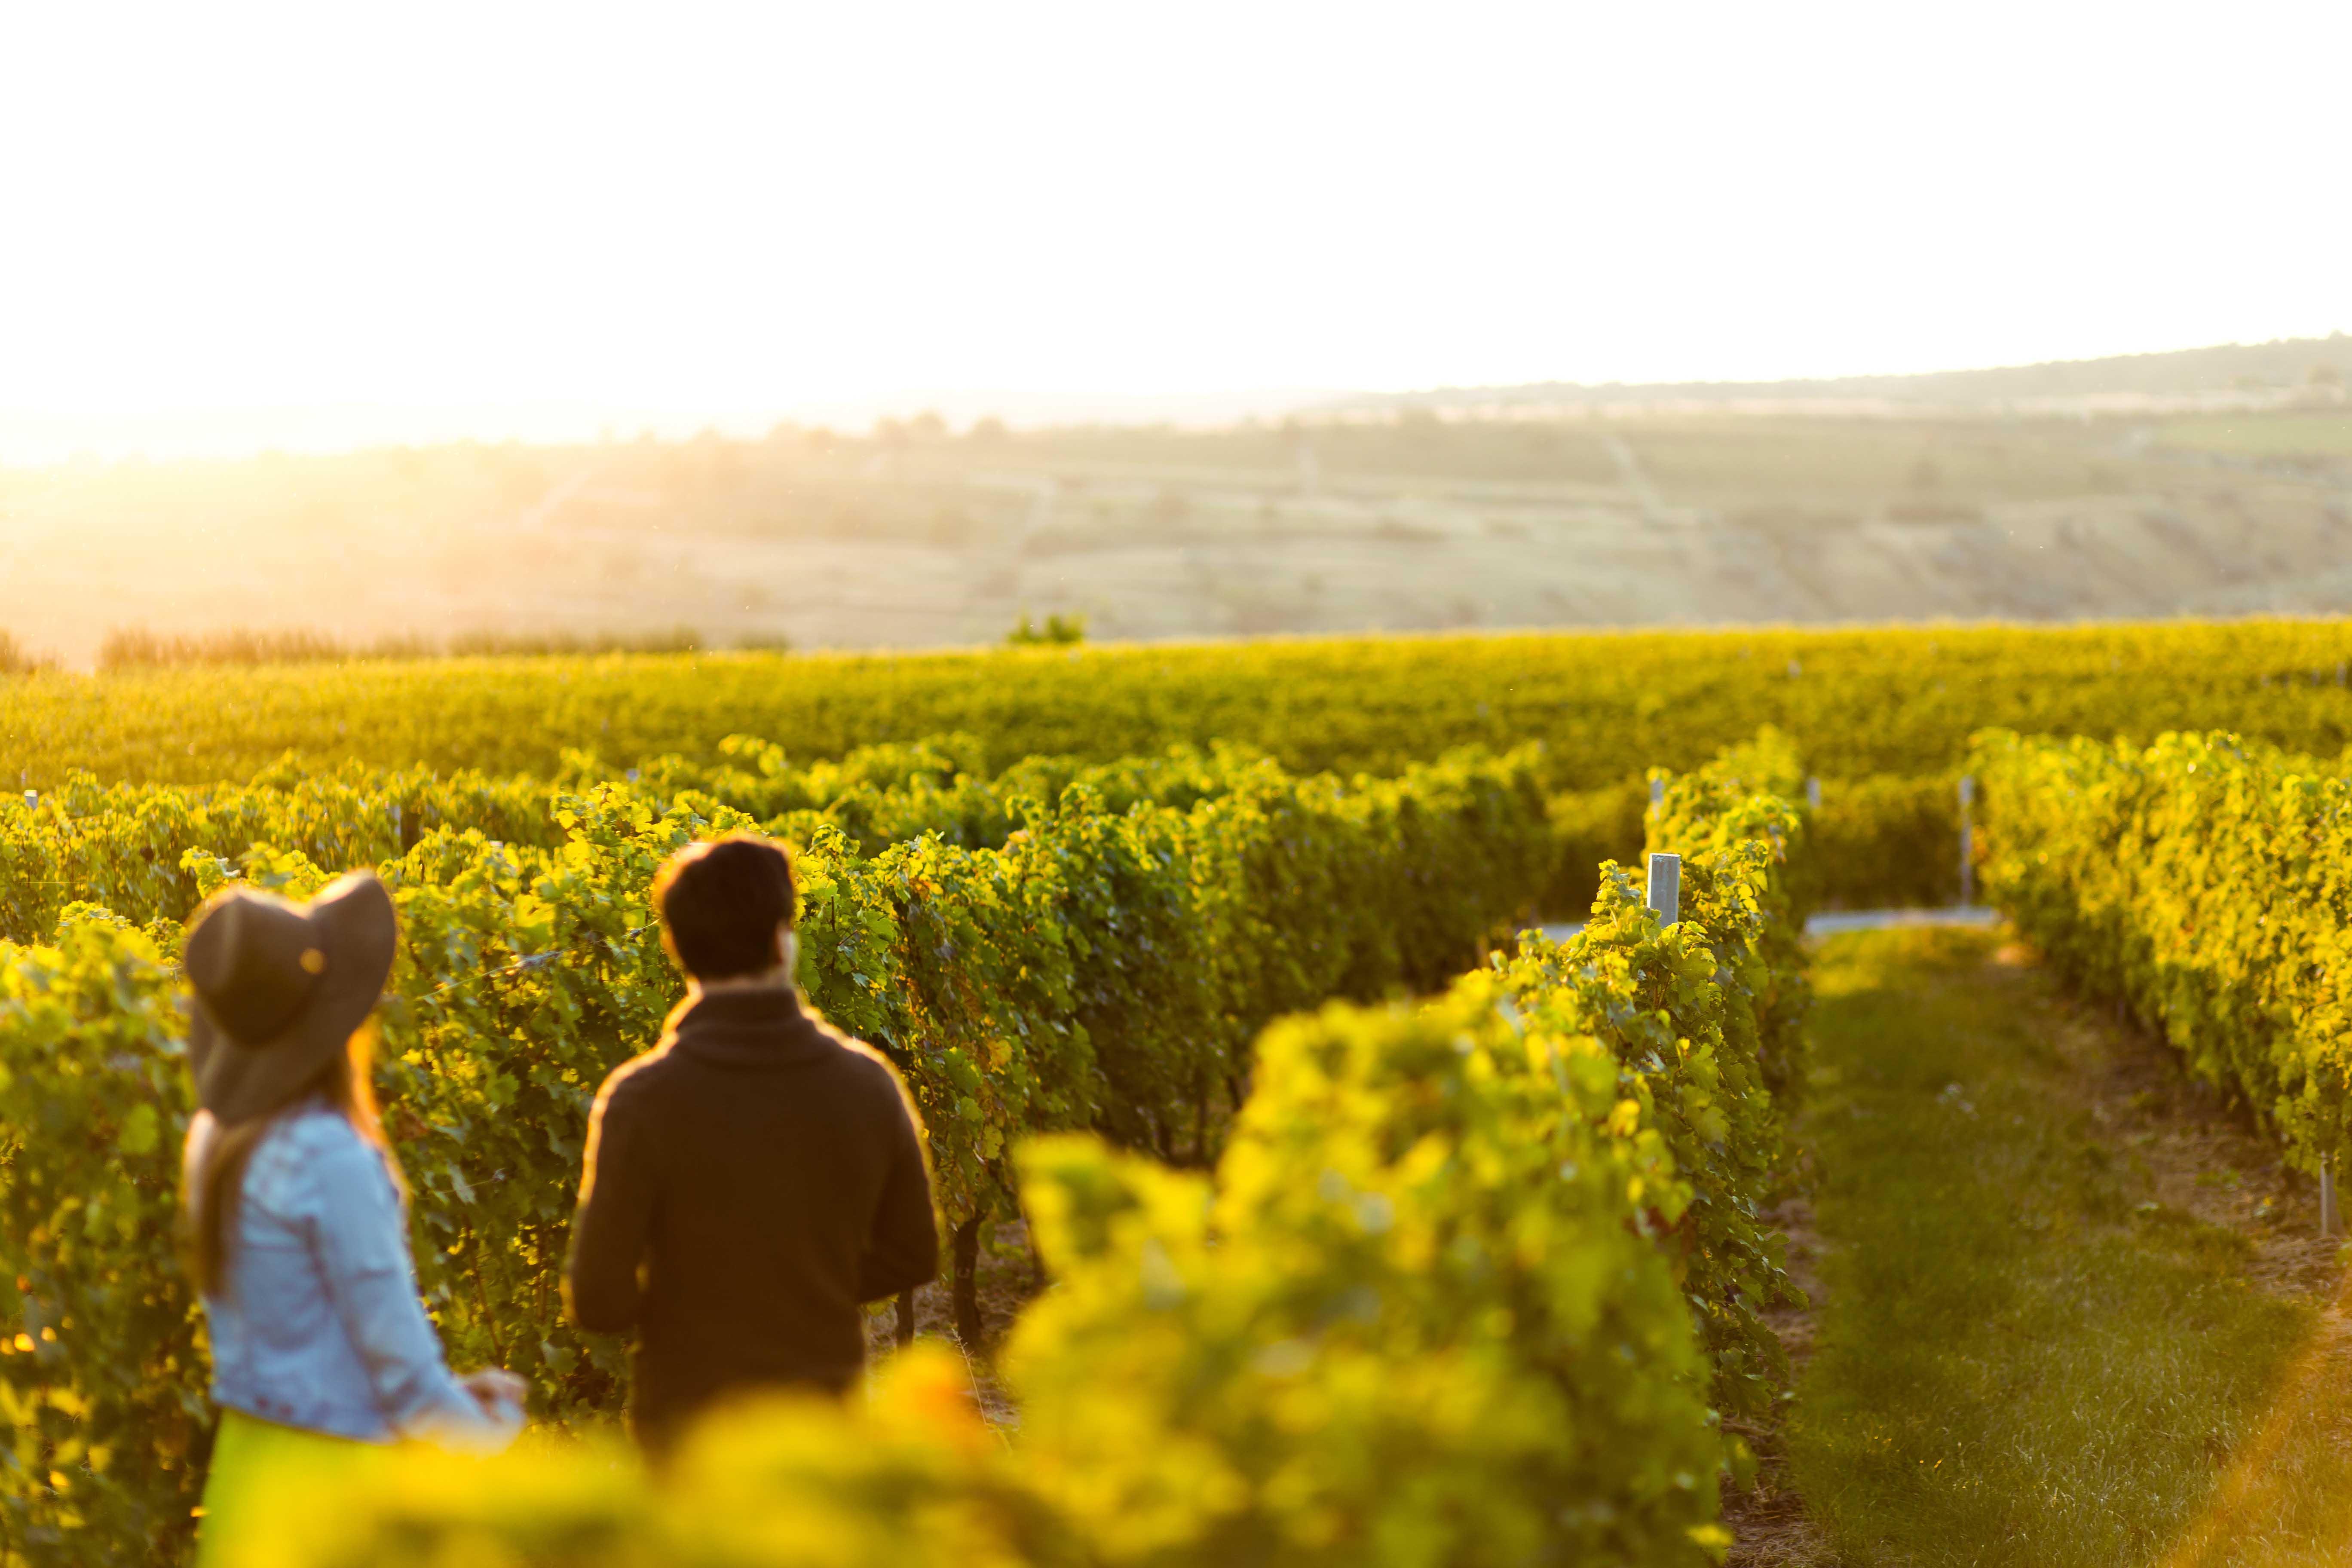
(180, 872), (521, 1562)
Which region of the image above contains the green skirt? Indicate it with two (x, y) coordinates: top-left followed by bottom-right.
(196, 1409), (381, 1567)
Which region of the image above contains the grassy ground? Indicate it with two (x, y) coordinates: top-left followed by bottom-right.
(1780, 927), (2352, 1567)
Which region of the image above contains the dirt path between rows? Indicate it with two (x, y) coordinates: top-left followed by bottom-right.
(1724, 1186), (1832, 1565)
(1727, 930), (2349, 1566)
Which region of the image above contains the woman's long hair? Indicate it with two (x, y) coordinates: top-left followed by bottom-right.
(182, 1020), (406, 1298)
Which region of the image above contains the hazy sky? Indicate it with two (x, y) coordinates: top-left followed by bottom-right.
(3, 2), (2346, 457)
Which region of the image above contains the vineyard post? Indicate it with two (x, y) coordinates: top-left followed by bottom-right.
(2324, 1157), (2339, 1240)
(1649, 777), (1664, 808)
(1958, 774), (1977, 908)
(1645, 852), (1681, 928)
(1805, 776), (1822, 811)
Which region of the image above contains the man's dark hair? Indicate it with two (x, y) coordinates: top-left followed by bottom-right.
(653, 834), (797, 981)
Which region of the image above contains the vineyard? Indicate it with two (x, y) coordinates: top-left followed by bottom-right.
(11, 620), (2352, 792)
(5, 622), (2352, 1564)
(14, 616), (2352, 921)
(1972, 728), (2352, 1173)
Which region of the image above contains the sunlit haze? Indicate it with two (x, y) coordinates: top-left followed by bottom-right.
(3, 1), (2346, 460)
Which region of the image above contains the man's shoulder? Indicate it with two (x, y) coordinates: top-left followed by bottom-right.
(803, 1010), (892, 1069)
(593, 1044), (680, 1115)
(803, 1013), (916, 1106)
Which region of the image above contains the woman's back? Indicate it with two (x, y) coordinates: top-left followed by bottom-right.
(198, 1098), (492, 1446)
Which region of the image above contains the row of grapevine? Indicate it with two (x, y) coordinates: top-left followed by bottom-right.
(0, 735), (1505, 946)
(1551, 766), (1961, 913)
(9, 618), (2352, 791)
(1636, 729), (1811, 1412)
(0, 761), (552, 945)
(218, 735), (1815, 1568)
(18, 724), (1910, 962)
(1971, 728), (2352, 1171)
(0, 745), (1551, 1565)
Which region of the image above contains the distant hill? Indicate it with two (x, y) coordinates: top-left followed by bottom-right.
(1341, 334), (2352, 412)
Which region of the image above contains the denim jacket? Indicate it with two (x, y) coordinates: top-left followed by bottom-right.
(194, 1100), (515, 1449)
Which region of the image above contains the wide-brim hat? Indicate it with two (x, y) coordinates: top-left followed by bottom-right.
(185, 872), (398, 1124)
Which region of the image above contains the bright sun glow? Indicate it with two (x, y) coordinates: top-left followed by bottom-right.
(1, 1), (2346, 459)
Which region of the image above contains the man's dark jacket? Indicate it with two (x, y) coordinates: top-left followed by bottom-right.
(564, 985), (937, 1449)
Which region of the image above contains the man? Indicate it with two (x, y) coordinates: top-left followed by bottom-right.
(565, 833), (938, 1455)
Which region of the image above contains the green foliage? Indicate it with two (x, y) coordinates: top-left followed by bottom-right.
(1474, 726), (1813, 1421)
(0, 762), (552, 944)
(1541, 775), (1647, 915)
(1972, 728), (2352, 1172)
(219, 734), (1807, 1568)
(1006, 996), (1723, 1567)
(12, 621), (2352, 793)
(1543, 760), (1964, 919)
(1007, 613), (1087, 647)
(1509, 873), (1801, 1421)
(1645, 729), (1813, 1105)
(236, 1348), (1082, 1568)
(997, 733), (1812, 1559)
(1806, 772), (1962, 910)
(0, 913), (204, 1566)
(633, 735), (1299, 861)
(1002, 738), (1806, 1561)
(0, 740), (1552, 1562)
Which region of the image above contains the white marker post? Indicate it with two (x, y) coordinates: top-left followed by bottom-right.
(1805, 776), (1822, 811)
(1958, 774), (1977, 909)
(1649, 776), (1665, 808)
(1645, 852), (1681, 928)
(2325, 1156), (2340, 1240)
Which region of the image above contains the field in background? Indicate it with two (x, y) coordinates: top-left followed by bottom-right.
(3, 364), (2349, 669)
